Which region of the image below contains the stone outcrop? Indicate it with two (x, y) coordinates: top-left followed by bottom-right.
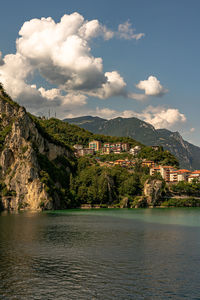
(0, 89), (73, 211)
(143, 179), (164, 206)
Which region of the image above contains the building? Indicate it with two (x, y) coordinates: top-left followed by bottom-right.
(151, 146), (160, 151)
(101, 147), (112, 154)
(103, 142), (130, 153)
(150, 165), (200, 183)
(188, 175), (200, 183)
(169, 171), (178, 182)
(188, 171), (200, 182)
(76, 148), (94, 157)
(159, 166), (176, 182)
(114, 159), (132, 167)
(190, 170), (200, 177)
(177, 169), (191, 182)
(130, 146), (141, 156)
(142, 160), (155, 168)
(89, 140), (101, 152)
(169, 169), (191, 182)
(121, 143), (130, 152)
(150, 165), (176, 181)
(150, 166), (160, 176)
(104, 143), (111, 149)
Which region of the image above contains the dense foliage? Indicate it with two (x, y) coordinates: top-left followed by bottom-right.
(69, 157), (145, 206)
(162, 197), (200, 207)
(170, 180), (200, 196)
(37, 153), (76, 208)
(98, 153), (134, 162)
(138, 146), (179, 167)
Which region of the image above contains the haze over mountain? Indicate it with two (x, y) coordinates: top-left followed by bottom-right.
(64, 116), (200, 170)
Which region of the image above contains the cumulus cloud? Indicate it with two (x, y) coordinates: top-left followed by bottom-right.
(39, 87), (87, 106)
(87, 71), (127, 99)
(118, 21), (145, 40)
(136, 76), (168, 96)
(16, 14), (107, 91)
(138, 106), (186, 129)
(0, 13), (146, 114)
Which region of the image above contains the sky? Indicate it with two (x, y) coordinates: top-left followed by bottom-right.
(0, 0), (200, 145)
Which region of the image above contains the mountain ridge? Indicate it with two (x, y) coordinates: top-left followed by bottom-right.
(64, 116), (200, 170)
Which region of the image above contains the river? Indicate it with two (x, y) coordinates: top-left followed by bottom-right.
(0, 208), (200, 299)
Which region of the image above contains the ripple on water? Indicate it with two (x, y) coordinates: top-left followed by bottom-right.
(0, 209), (200, 299)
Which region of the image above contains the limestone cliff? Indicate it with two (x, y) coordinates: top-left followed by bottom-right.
(143, 179), (165, 206)
(0, 87), (74, 211)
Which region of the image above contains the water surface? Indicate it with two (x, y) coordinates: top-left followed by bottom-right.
(0, 208), (200, 299)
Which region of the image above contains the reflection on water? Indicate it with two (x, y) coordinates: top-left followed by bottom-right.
(0, 209), (200, 299)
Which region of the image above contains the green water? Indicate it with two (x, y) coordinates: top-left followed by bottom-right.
(0, 208), (200, 299)
(50, 207), (200, 227)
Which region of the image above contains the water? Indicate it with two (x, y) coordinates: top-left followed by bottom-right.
(0, 208), (200, 299)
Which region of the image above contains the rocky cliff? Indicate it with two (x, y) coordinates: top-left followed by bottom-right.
(143, 179), (165, 206)
(0, 87), (74, 211)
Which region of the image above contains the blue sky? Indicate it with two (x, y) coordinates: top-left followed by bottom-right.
(0, 0), (200, 145)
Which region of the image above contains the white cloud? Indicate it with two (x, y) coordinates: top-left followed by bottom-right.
(128, 92), (148, 101)
(87, 71), (127, 99)
(118, 21), (145, 40)
(136, 76), (168, 96)
(79, 19), (114, 40)
(138, 106), (186, 129)
(0, 13), (146, 114)
(16, 14), (106, 91)
(190, 128), (195, 132)
(38, 87), (87, 106)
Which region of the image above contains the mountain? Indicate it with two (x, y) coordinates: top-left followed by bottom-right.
(64, 116), (200, 170)
(0, 85), (75, 211)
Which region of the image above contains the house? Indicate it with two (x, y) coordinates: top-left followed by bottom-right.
(114, 159), (132, 167)
(121, 143), (130, 152)
(169, 169), (191, 182)
(76, 148), (94, 157)
(150, 166), (160, 176)
(101, 147), (112, 154)
(169, 170), (178, 182)
(177, 169), (191, 182)
(150, 165), (176, 181)
(130, 146), (141, 156)
(103, 142), (130, 153)
(151, 146), (160, 151)
(188, 171), (200, 182)
(142, 160), (155, 168)
(159, 166), (176, 182)
(89, 140), (101, 151)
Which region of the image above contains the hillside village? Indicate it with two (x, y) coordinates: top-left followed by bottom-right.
(73, 140), (200, 184)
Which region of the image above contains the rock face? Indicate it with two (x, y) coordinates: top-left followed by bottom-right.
(0, 89), (73, 211)
(143, 179), (164, 206)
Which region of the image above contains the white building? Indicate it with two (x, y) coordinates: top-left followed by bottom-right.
(130, 146), (141, 156)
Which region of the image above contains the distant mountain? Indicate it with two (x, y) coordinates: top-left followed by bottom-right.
(64, 116), (200, 170)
